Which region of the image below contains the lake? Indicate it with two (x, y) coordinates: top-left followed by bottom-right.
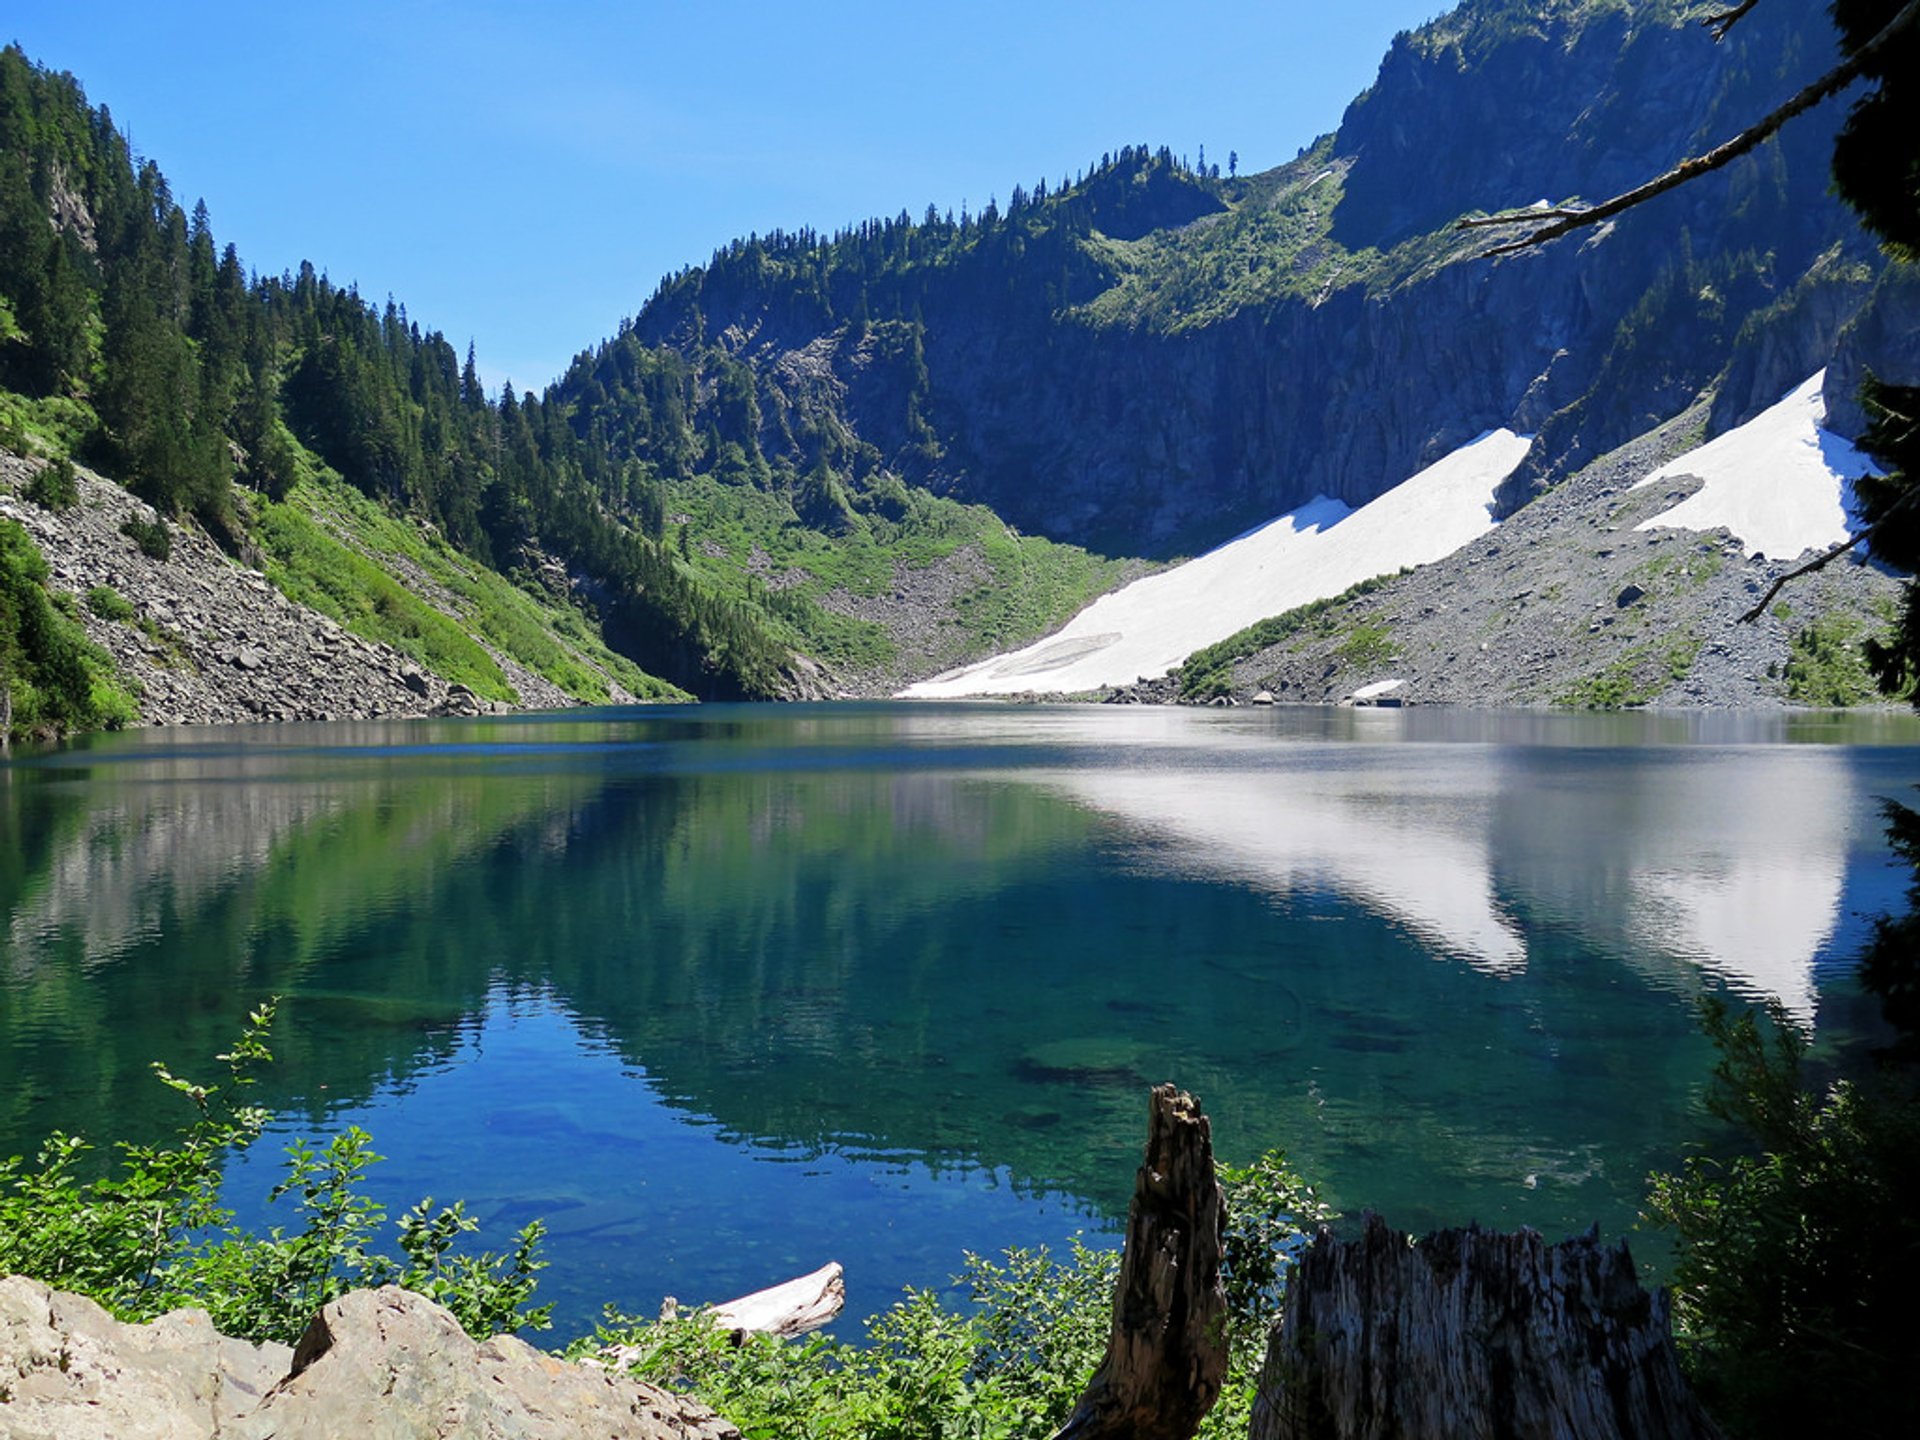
(2, 702), (1915, 1338)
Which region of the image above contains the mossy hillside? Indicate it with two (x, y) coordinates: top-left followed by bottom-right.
(667, 468), (1134, 678)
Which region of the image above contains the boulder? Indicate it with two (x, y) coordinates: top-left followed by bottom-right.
(0, 1277), (740, 1440)
(0, 1274), (289, 1440)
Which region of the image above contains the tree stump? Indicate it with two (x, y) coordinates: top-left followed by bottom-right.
(1051, 1083), (1229, 1440)
(1250, 1213), (1721, 1440)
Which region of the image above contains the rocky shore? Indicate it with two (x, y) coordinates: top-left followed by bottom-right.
(2, 453), (584, 728)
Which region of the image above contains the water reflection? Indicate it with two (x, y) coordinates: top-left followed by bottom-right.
(2, 704), (1915, 1335)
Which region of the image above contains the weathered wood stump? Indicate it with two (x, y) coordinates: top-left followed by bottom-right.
(1051, 1083), (1229, 1440)
(1249, 1213), (1720, 1440)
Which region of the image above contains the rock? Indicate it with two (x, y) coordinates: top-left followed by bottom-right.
(0, 1273), (291, 1440)
(400, 668), (432, 698)
(248, 1286), (739, 1439)
(0, 1278), (740, 1440)
(1615, 582), (1647, 608)
(1251, 689), (1275, 705)
(235, 645), (266, 671)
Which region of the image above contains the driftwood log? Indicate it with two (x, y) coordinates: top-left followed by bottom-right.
(1051, 1083), (1229, 1440)
(1249, 1213), (1720, 1440)
(708, 1261), (845, 1338)
(603, 1262), (846, 1371)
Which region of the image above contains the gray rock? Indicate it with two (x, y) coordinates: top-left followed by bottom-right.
(0, 1278), (739, 1440)
(0, 1273), (290, 1440)
(240, 1286), (740, 1440)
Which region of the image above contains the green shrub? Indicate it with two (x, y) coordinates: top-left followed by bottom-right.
(0, 1002), (551, 1345)
(86, 585), (136, 622)
(1646, 1000), (1920, 1440)
(2, 519), (137, 740)
(26, 456), (78, 511)
(120, 515), (172, 561)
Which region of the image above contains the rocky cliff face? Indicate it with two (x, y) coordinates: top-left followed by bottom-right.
(607, 0), (1878, 562)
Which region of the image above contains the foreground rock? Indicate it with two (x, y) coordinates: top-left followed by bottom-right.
(0, 1277), (738, 1440)
(1250, 1214), (1717, 1440)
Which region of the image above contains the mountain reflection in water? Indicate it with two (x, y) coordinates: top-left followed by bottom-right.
(2, 703), (1913, 1336)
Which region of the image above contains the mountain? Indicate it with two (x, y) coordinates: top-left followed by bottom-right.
(5, 0), (1915, 733)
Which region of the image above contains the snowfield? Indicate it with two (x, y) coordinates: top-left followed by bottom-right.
(902, 428), (1535, 698)
(1633, 370), (1875, 558)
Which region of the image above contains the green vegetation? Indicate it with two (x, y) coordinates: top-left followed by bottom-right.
(579, 1151), (1329, 1440)
(1646, 997), (1919, 1440)
(1, 518), (135, 740)
(1334, 621), (1399, 671)
(24, 454), (75, 509)
(1176, 574), (1401, 699)
(0, 1003), (550, 1346)
(118, 514), (170, 561)
(84, 584), (134, 621)
(1782, 610), (1886, 706)
(1556, 634), (1697, 709)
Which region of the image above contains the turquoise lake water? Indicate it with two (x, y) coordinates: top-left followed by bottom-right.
(3, 703), (1915, 1337)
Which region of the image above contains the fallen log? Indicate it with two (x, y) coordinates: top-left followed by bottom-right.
(708, 1260), (846, 1338)
(1249, 1213), (1720, 1440)
(598, 1262), (846, 1372)
(1051, 1083), (1229, 1440)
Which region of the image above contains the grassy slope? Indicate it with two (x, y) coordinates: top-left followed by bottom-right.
(4, 397), (691, 711)
(257, 447), (689, 705)
(667, 470), (1136, 682)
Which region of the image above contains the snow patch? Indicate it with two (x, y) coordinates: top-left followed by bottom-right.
(902, 428), (1534, 698)
(1632, 371), (1876, 559)
(1351, 679), (1405, 700)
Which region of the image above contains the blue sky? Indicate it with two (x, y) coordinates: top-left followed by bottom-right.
(6, 2), (1443, 392)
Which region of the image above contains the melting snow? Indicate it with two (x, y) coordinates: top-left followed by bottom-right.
(1632, 370), (1876, 558)
(902, 428), (1534, 697)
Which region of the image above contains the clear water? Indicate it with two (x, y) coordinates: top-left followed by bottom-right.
(3, 702), (1915, 1338)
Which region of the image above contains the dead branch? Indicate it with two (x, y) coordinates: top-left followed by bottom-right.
(1458, 0), (1920, 257)
(1738, 531), (1872, 623)
(1703, 1), (1761, 43)
(1738, 432), (1920, 623)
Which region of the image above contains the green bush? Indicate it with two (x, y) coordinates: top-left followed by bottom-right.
(2, 519), (137, 740)
(120, 515), (172, 561)
(1645, 1000), (1920, 1440)
(26, 456), (78, 511)
(87, 585), (136, 622)
(0, 1002), (551, 1345)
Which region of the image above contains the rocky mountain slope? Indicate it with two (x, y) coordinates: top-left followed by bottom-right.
(2, 450), (669, 726)
(599, 0), (1879, 556)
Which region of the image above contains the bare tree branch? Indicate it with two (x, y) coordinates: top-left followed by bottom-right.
(1458, 1), (1920, 258)
(1738, 465), (1920, 623)
(1703, 2), (1761, 43)
(1738, 532), (1871, 623)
